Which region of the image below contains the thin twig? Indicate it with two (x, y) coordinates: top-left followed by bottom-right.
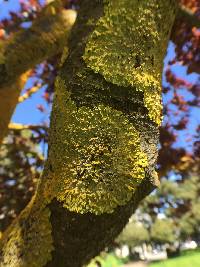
(18, 83), (42, 103)
(8, 123), (48, 132)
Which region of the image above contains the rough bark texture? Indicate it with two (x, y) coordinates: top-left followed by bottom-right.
(0, 1), (178, 267)
(0, 8), (76, 144)
(45, 177), (155, 267)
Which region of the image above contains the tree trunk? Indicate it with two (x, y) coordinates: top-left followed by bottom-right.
(0, 1), (178, 266)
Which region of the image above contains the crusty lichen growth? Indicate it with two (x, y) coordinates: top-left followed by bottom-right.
(39, 77), (148, 214)
(56, 101), (148, 214)
(83, 0), (177, 125)
(0, 196), (53, 267)
(37, 0), (178, 214)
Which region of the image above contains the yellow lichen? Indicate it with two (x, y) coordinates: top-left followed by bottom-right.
(0, 196), (53, 267)
(41, 77), (148, 215)
(83, 0), (177, 125)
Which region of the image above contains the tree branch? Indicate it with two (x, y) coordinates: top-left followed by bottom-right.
(0, 9), (76, 87)
(0, 8), (76, 144)
(8, 123), (48, 132)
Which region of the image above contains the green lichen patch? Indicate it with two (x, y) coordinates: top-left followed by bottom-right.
(83, 0), (177, 125)
(44, 77), (148, 215)
(0, 197), (53, 267)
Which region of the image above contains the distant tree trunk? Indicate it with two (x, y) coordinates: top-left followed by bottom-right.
(0, 1), (178, 267)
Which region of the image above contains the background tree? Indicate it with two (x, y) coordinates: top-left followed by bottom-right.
(122, 173), (200, 252)
(117, 218), (150, 248)
(150, 219), (176, 245)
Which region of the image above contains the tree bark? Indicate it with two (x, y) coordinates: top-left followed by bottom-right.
(0, 0), (178, 267)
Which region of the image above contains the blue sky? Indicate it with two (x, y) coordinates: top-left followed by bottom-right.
(163, 42), (200, 151)
(12, 81), (50, 125)
(0, 0), (20, 19)
(0, 0), (45, 19)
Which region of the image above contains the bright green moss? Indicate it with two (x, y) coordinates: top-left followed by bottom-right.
(0, 196), (53, 267)
(42, 77), (148, 215)
(83, 0), (177, 125)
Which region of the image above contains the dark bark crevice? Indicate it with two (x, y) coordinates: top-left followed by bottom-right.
(45, 176), (156, 267)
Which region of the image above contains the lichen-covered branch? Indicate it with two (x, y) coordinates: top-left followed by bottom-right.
(0, 8), (76, 87)
(0, 8), (76, 144)
(0, 72), (29, 144)
(0, 1), (178, 266)
(8, 122), (48, 132)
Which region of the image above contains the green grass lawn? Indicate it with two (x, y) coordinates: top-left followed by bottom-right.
(88, 253), (126, 267)
(88, 249), (200, 267)
(149, 249), (200, 267)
